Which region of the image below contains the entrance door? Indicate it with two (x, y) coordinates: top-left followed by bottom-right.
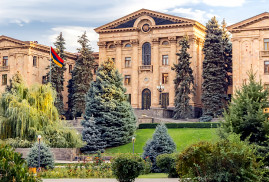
(161, 93), (169, 109)
(142, 89), (151, 110)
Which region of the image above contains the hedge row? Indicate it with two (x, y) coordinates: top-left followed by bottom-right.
(138, 122), (220, 129)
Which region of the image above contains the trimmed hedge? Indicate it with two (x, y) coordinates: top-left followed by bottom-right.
(138, 122), (220, 129)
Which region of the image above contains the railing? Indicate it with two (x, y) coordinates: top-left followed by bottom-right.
(261, 50), (269, 57)
(0, 66), (10, 72)
(139, 65), (153, 73)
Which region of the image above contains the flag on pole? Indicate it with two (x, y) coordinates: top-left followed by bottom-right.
(50, 47), (64, 68)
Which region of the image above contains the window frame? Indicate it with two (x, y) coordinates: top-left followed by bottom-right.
(125, 57), (131, 68)
(162, 55), (169, 65)
(3, 56), (8, 66)
(2, 74), (7, 85)
(264, 61), (269, 74)
(33, 56), (37, 67)
(162, 73), (169, 84)
(124, 75), (131, 85)
(264, 39), (269, 51)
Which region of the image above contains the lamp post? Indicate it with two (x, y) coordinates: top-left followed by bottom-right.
(157, 82), (164, 105)
(132, 137), (136, 154)
(37, 135), (41, 172)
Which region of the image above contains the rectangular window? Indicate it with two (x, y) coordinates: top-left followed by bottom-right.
(126, 94), (131, 104)
(3, 56), (8, 66)
(162, 73), (169, 84)
(264, 84), (269, 92)
(124, 75), (131, 85)
(112, 58), (115, 62)
(69, 65), (72, 73)
(264, 61), (269, 74)
(33, 56), (37, 67)
(42, 76), (47, 84)
(2, 74), (7, 85)
(162, 55), (169, 65)
(264, 39), (269, 50)
(125, 57), (131, 68)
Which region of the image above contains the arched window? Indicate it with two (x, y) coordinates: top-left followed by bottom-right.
(125, 43), (131, 47)
(162, 41), (169, 45)
(142, 42), (151, 65)
(109, 44), (115, 49)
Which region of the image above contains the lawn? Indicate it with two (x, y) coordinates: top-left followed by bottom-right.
(105, 128), (218, 154)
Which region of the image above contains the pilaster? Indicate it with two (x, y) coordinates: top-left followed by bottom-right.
(168, 36), (177, 108)
(115, 40), (122, 74)
(152, 38), (160, 108)
(131, 39), (139, 108)
(97, 41), (107, 63)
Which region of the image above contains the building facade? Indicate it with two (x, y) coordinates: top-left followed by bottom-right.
(95, 9), (205, 116)
(228, 12), (269, 92)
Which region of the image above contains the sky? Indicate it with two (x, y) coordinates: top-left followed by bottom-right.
(0, 0), (268, 53)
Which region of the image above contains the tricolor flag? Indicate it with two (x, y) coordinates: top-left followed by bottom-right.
(50, 47), (64, 68)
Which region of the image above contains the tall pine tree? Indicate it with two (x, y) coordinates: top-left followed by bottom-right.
(201, 17), (226, 120)
(68, 32), (95, 118)
(82, 58), (136, 148)
(172, 36), (195, 119)
(46, 32), (66, 115)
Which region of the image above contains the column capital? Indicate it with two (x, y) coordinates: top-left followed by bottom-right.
(168, 36), (177, 44)
(114, 40), (122, 47)
(97, 41), (107, 48)
(152, 37), (160, 44)
(130, 39), (139, 46)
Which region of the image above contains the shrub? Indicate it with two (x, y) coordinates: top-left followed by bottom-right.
(156, 153), (178, 178)
(142, 123), (176, 172)
(176, 134), (263, 182)
(0, 144), (39, 181)
(138, 122), (219, 129)
(199, 115), (213, 122)
(0, 137), (33, 148)
(27, 142), (54, 169)
(141, 157), (152, 175)
(111, 153), (145, 182)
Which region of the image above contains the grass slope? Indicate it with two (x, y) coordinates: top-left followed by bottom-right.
(105, 128), (217, 154)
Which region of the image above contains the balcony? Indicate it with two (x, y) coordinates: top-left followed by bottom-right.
(139, 65), (153, 73)
(0, 66), (10, 72)
(261, 50), (269, 57)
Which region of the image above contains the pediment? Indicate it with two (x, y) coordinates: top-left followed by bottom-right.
(228, 12), (269, 32)
(95, 9), (198, 33)
(0, 36), (27, 48)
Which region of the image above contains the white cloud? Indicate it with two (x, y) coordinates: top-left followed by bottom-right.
(202, 0), (245, 7)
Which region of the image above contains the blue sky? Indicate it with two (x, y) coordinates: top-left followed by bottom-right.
(0, 0), (268, 52)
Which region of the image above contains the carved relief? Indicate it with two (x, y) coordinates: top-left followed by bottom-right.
(97, 41), (107, 48)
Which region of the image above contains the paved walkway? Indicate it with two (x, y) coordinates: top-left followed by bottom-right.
(43, 178), (179, 182)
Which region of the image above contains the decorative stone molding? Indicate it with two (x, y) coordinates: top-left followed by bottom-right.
(168, 36), (177, 44)
(152, 38), (159, 44)
(97, 41), (107, 48)
(130, 39), (139, 46)
(114, 40), (122, 47)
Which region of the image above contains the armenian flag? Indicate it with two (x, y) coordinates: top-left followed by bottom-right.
(50, 47), (64, 67)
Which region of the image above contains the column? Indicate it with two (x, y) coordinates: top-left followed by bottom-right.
(115, 40), (122, 74)
(168, 36), (177, 108)
(97, 41), (107, 63)
(231, 38), (240, 93)
(131, 39), (139, 108)
(152, 38), (160, 108)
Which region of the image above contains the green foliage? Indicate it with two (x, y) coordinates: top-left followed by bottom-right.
(82, 58), (136, 148)
(27, 142), (54, 169)
(46, 32), (66, 115)
(0, 137), (33, 148)
(201, 17), (228, 119)
(141, 157), (152, 175)
(138, 122), (219, 129)
(111, 153), (145, 182)
(0, 144), (39, 182)
(156, 153), (178, 178)
(142, 124), (176, 172)
(68, 31), (95, 118)
(199, 115), (213, 122)
(176, 134), (263, 182)
(172, 36), (195, 119)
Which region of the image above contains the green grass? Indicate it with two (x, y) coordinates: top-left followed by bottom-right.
(105, 128), (218, 154)
(138, 173), (168, 178)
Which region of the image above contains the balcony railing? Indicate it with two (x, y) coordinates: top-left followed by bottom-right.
(261, 50), (269, 57)
(139, 65), (153, 73)
(0, 66), (10, 72)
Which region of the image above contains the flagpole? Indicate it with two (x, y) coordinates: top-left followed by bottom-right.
(49, 46), (52, 83)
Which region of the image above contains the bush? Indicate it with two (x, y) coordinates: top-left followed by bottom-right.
(27, 142), (54, 169)
(0, 137), (33, 148)
(141, 157), (152, 175)
(176, 134), (263, 182)
(111, 153), (145, 182)
(142, 123), (176, 172)
(138, 122), (219, 129)
(0, 144), (39, 181)
(156, 153), (178, 178)
(199, 115), (213, 122)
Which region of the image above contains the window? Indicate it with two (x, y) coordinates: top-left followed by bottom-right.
(125, 43), (131, 48)
(265, 61), (269, 74)
(162, 41), (169, 45)
(3, 56), (8, 66)
(265, 84), (269, 93)
(69, 65), (72, 73)
(124, 75), (131, 85)
(2, 74), (7, 85)
(109, 44), (115, 49)
(162, 73), (168, 84)
(94, 66), (98, 74)
(126, 94), (131, 104)
(125, 57), (131, 68)
(162, 55), (169, 65)
(42, 76), (47, 84)
(264, 39), (269, 50)
(33, 56), (37, 67)
(112, 58), (115, 62)
(142, 42), (151, 65)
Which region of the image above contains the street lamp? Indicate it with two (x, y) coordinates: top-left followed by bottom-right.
(37, 135), (41, 172)
(132, 137), (136, 154)
(157, 82), (164, 105)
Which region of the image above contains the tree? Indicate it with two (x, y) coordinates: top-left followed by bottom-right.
(82, 58), (136, 148)
(67, 77), (75, 119)
(172, 36), (195, 119)
(46, 32), (66, 115)
(201, 17), (227, 119)
(68, 32), (95, 118)
(142, 124), (176, 172)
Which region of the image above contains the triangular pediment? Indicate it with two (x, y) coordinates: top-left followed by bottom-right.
(95, 9), (198, 33)
(227, 12), (269, 32)
(0, 35), (27, 48)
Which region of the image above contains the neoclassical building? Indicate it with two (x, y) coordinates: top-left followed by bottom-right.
(95, 9), (206, 116)
(228, 12), (269, 92)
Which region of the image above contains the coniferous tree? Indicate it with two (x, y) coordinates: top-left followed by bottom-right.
(201, 17), (226, 120)
(142, 124), (176, 172)
(172, 36), (195, 119)
(46, 32), (66, 115)
(82, 58), (136, 148)
(67, 78), (74, 119)
(69, 32), (95, 118)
